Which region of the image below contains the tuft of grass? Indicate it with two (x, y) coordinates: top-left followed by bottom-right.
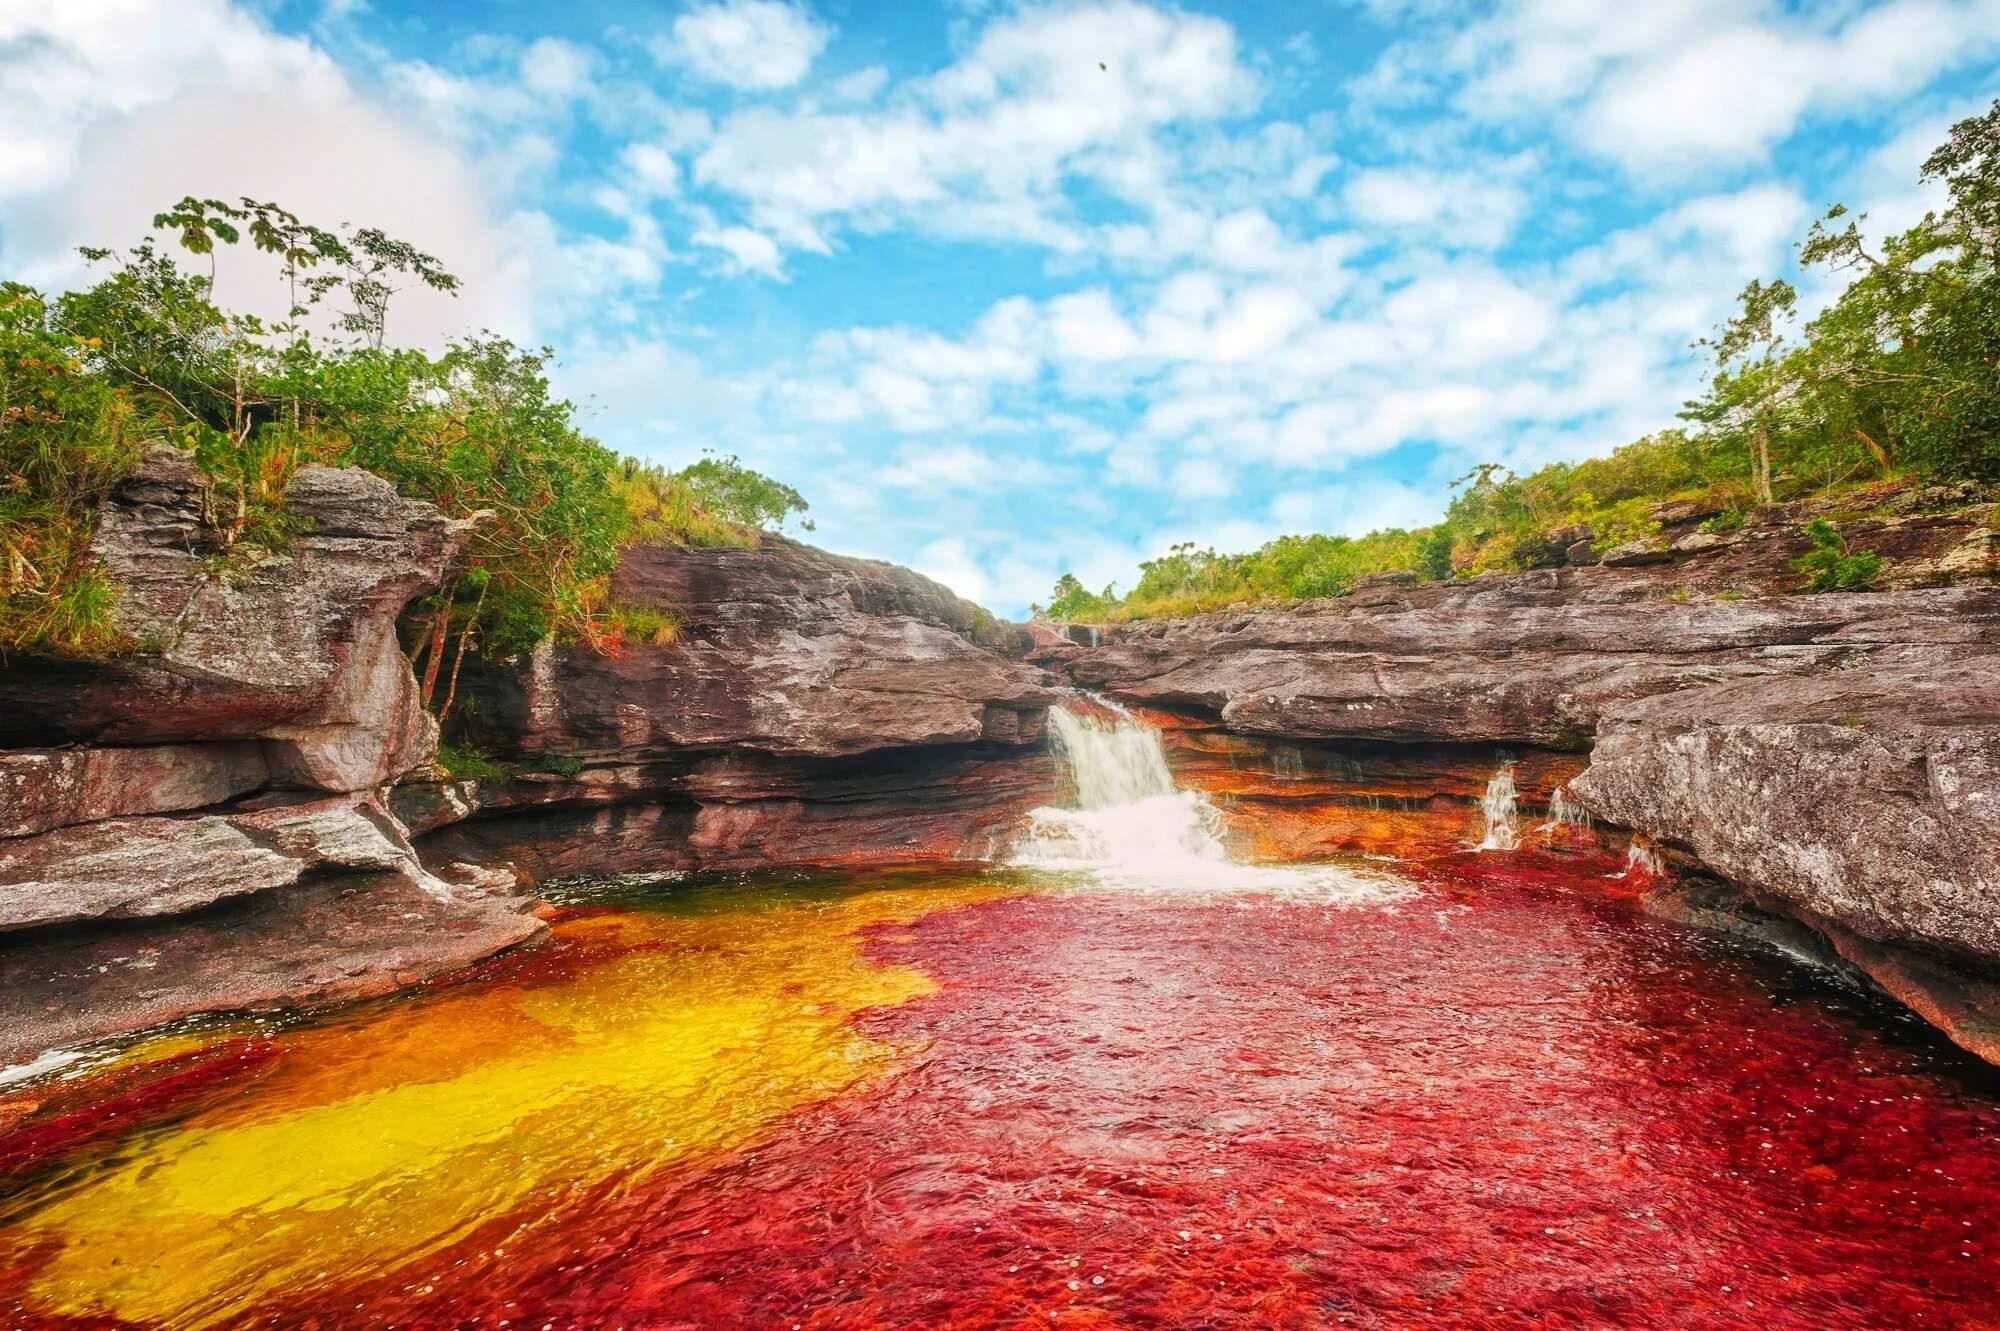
(606, 601), (680, 646)
(435, 741), (506, 781)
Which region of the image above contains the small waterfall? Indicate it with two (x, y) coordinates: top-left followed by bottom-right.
(1537, 783), (1594, 841)
(1013, 702), (1407, 902)
(1616, 835), (1666, 879)
(1476, 763), (1519, 851)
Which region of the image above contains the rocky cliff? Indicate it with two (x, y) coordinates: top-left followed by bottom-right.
(409, 534), (1058, 881)
(1040, 496), (2000, 1060)
(0, 447), (539, 1065)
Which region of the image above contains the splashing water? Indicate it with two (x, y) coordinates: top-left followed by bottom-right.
(1476, 763), (1519, 851)
(1012, 702), (1404, 901)
(1617, 835), (1667, 879)
(1540, 782), (1592, 832)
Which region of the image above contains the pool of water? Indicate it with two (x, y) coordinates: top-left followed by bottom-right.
(2, 855), (1998, 1329)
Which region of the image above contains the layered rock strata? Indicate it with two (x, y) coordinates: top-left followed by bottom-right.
(0, 448), (540, 1067)
(1042, 496), (2000, 1059)
(428, 535), (1059, 882)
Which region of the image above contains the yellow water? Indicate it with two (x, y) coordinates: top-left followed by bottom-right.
(1, 878), (1005, 1328)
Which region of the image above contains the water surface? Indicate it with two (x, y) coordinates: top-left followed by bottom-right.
(1, 857), (1998, 1329)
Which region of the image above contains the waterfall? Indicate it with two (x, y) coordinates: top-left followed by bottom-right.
(1476, 763), (1519, 851)
(1012, 702), (1407, 902)
(1540, 783), (1592, 833)
(1616, 836), (1666, 879)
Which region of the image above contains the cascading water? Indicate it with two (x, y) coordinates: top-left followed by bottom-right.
(1012, 701), (1406, 901)
(1476, 763), (1519, 851)
(1539, 783), (1592, 835)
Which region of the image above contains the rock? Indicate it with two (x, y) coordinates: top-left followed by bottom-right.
(388, 778), (485, 837)
(1570, 656), (2000, 963)
(0, 870), (543, 1067)
(1651, 497), (1728, 526)
(0, 446), (461, 789)
(469, 535), (1051, 759)
(422, 535), (1060, 880)
(0, 742), (268, 838)
(1545, 523), (1594, 548)
(0, 817), (301, 933)
(1564, 539), (1600, 567)
(1054, 576), (2000, 748)
(0, 792), (422, 934)
(1599, 537), (1673, 567)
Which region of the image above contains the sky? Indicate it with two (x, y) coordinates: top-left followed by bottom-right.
(3, 1), (1998, 614)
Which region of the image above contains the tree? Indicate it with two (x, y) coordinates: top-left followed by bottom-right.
(1691, 278), (1797, 505)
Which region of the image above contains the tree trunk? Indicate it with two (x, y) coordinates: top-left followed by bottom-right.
(418, 600), (450, 710)
(1754, 425), (1774, 505)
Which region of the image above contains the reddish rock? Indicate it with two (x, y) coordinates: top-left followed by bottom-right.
(469, 535), (1050, 759)
(0, 742), (268, 838)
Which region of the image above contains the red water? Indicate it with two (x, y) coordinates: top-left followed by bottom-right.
(9, 854), (2000, 1328)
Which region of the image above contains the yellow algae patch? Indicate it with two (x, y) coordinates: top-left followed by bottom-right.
(3, 883), (1005, 1329)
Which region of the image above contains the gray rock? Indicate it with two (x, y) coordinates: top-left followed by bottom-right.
(0, 742), (268, 838)
(0, 791), (424, 934)
(1571, 658), (2000, 962)
(0, 445), (461, 793)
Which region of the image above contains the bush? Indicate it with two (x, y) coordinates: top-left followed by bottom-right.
(1793, 519), (1885, 592)
(2, 197), (803, 692)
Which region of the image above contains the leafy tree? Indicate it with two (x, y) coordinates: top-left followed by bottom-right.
(2, 199), (804, 685)
(673, 453), (811, 530)
(1688, 278), (1797, 505)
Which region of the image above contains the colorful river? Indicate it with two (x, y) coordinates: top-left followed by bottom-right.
(1, 853), (1998, 1329)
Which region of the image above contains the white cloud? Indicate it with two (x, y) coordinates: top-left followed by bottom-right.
(664, 0), (828, 92)
(1417, 0), (2000, 174)
(692, 0), (1257, 254)
(692, 221), (785, 275)
(1344, 165), (1525, 249)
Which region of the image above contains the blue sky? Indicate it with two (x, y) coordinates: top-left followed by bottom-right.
(4, 1), (1998, 613)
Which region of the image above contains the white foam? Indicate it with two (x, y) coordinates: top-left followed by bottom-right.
(1011, 702), (1412, 904)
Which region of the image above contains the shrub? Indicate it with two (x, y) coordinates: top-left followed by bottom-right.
(1793, 519), (1886, 592)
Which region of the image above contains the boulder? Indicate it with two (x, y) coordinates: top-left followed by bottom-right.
(0, 446), (461, 794)
(0, 791), (423, 934)
(0, 742), (268, 838)
(1570, 657), (2000, 962)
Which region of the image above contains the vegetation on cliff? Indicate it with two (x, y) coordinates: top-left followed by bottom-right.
(1044, 101), (2000, 622)
(0, 200), (804, 676)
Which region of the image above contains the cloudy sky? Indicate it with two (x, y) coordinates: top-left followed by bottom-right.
(4, 1), (1998, 612)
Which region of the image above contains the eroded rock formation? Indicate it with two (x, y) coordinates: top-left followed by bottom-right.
(0, 448), (540, 1065)
(421, 534), (1059, 881)
(1040, 496), (2000, 1060)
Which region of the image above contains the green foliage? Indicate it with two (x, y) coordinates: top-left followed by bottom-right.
(0, 285), (141, 655)
(605, 602), (681, 647)
(673, 453), (810, 531)
(523, 751), (585, 778)
(435, 741), (507, 781)
(1793, 518), (1886, 592)
(4, 198), (803, 683)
